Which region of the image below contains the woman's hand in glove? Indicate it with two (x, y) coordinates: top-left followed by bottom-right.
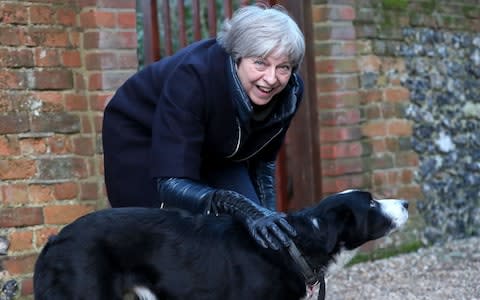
(212, 189), (296, 250)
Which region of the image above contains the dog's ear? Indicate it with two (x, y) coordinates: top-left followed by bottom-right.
(325, 219), (339, 253)
(324, 207), (353, 253)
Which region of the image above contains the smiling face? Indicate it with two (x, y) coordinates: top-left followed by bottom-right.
(235, 53), (293, 106)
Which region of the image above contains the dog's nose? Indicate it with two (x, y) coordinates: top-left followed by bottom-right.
(401, 200), (409, 210)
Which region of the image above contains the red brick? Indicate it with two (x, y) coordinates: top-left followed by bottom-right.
(0, 207), (43, 227)
(63, 50), (82, 67)
(315, 41), (357, 57)
(118, 52), (138, 69)
(65, 93), (88, 111)
(316, 58), (358, 73)
(96, 0), (136, 9)
(0, 3), (28, 24)
(81, 114), (94, 133)
(395, 151), (419, 167)
(362, 121), (387, 137)
(31, 91), (64, 112)
(85, 52), (117, 70)
(31, 112), (80, 133)
(0, 113), (30, 134)
(0, 159), (36, 180)
(43, 204), (95, 225)
(322, 158), (366, 176)
(32, 69), (73, 90)
(1, 183), (29, 206)
(317, 91), (360, 109)
(320, 126), (362, 142)
(80, 10), (116, 28)
(89, 93), (113, 111)
(359, 90), (382, 104)
(118, 11), (136, 28)
(0, 48), (34, 67)
(73, 136), (95, 155)
(2, 254), (37, 275)
(19, 138), (48, 156)
(84, 31), (137, 49)
(0, 135), (20, 156)
(29, 184), (56, 204)
(20, 277), (34, 296)
(80, 181), (99, 200)
(0, 70), (28, 89)
(316, 74), (359, 92)
(35, 227), (60, 249)
(320, 141), (367, 159)
(321, 174), (369, 194)
(8, 230), (34, 252)
(364, 104), (381, 119)
(387, 119), (412, 136)
(384, 87), (410, 103)
(319, 109), (361, 126)
(315, 24), (356, 41)
(312, 5), (355, 22)
(47, 135), (73, 154)
(70, 31), (81, 47)
(54, 182), (79, 200)
(0, 27), (24, 46)
(57, 7), (77, 26)
(88, 71), (131, 90)
(30, 5), (55, 25)
(371, 153), (394, 169)
(34, 48), (61, 67)
(27, 29), (70, 47)
(74, 71), (86, 90)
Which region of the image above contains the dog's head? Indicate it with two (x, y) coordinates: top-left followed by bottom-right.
(295, 190), (409, 254)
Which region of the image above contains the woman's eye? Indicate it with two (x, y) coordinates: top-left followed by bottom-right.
(254, 60), (265, 65)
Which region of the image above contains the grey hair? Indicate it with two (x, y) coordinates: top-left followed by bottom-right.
(217, 5), (305, 69)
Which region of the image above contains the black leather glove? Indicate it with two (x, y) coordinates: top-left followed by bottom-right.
(156, 177), (296, 250)
(251, 160), (276, 210)
(212, 189), (296, 250)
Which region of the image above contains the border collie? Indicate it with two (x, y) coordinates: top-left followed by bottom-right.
(33, 190), (408, 300)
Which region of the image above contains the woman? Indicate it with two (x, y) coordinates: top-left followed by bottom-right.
(102, 5), (305, 250)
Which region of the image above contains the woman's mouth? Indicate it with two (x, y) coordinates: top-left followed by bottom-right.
(257, 85), (273, 94)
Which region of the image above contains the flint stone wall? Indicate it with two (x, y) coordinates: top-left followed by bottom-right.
(399, 29), (480, 243)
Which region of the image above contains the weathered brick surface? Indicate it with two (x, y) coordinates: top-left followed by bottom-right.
(0, 0), (137, 296)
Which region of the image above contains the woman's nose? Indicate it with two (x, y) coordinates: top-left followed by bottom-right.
(263, 67), (277, 85)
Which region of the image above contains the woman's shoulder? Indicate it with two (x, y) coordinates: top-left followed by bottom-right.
(154, 39), (228, 69)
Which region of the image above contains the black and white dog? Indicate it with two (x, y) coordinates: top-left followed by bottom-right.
(33, 190), (408, 300)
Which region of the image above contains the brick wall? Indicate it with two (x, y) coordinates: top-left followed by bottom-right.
(0, 0), (137, 298)
(311, 0), (422, 202)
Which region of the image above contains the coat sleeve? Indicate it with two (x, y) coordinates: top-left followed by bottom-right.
(150, 62), (208, 181)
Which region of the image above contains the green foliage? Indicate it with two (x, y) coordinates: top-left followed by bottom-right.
(347, 240), (424, 266)
(381, 0), (409, 11)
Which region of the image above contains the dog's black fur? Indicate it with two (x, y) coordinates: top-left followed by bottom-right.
(33, 190), (408, 300)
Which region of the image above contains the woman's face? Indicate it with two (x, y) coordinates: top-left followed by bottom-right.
(236, 53), (292, 106)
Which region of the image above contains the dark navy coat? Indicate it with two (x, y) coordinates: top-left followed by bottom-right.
(102, 38), (303, 207)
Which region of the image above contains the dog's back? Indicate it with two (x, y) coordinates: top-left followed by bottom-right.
(33, 191), (408, 300)
(33, 207), (305, 300)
